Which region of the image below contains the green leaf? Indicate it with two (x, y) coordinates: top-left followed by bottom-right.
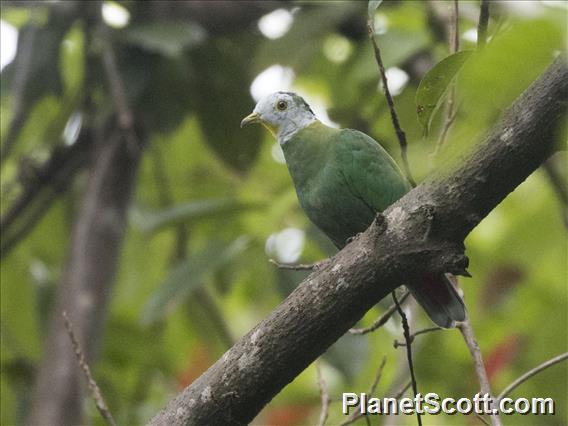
(131, 198), (260, 233)
(125, 51), (194, 133)
(141, 236), (250, 325)
(368, 0), (383, 18)
(254, 3), (361, 73)
(191, 39), (263, 173)
(122, 21), (206, 57)
(415, 50), (473, 134)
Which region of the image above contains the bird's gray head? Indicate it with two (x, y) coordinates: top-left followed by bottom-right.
(241, 92), (317, 144)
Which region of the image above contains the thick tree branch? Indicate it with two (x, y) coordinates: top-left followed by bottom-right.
(149, 58), (567, 426)
(27, 124), (145, 426)
(27, 10), (147, 424)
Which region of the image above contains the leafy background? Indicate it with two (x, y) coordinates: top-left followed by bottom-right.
(1, 1), (566, 425)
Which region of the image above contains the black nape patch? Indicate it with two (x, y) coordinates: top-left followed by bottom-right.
(277, 92), (315, 116)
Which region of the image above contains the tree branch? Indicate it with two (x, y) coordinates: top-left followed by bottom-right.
(458, 321), (501, 426)
(433, 0), (460, 157)
(477, 0), (490, 48)
(542, 154), (568, 228)
(367, 19), (416, 186)
(393, 326), (443, 348)
(497, 352), (568, 401)
(149, 57), (567, 426)
(27, 21), (146, 422)
(62, 311), (117, 426)
(340, 356), (386, 426)
(392, 292), (422, 426)
(315, 362), (330, 426)
(349, 290), (410, 335)
(27, 125), (145, 426)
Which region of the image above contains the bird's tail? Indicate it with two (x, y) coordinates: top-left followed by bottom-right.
(407, 273), (466, 328)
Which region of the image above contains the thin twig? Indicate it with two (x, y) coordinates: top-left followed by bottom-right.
(497, 352), (568, 401)
(194, 287), (235, 348)
(458, 321), (502, 426)
(448, 0), (460, 53)
(340, 356), (387, 426)
(393, 326), (443, 348)
(542, 156), (568, 228)
(100, 32), (132, 131)
(367, 21), (416, 187)
(432, 0), (460, 158)
(369, 356), (387, 396)
(477, 0), (490, 48)
(475, 413), (491, 426)
(432, 101), (460, 158)
(349, 290), (410, 335)
(392, 380), (412, 400)
(411, 326), (443, 339)
(316, 362), (330, 426)
(62, 312), (117, 426)
(543, 157), (568, 205)
(392, 291), (422, 426)
(99, 26), (138, 152)
(269, 258), (328, 271)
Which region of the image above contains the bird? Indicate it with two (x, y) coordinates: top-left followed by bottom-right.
(241, 91), (466, 328)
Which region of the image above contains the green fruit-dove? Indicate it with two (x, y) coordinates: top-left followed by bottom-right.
(241, 92), (466, 328)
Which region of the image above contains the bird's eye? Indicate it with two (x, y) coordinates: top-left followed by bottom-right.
(276, 100), (288, 111)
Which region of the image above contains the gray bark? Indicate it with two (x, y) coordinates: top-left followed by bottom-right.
(27, 126), (145, 426)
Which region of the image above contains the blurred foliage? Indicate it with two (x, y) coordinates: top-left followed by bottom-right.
(1, 1), (567, 425)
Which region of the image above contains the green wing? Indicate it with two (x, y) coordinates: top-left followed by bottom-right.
(334, 129), (411, 212)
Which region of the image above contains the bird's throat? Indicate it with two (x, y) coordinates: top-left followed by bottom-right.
(260, 121), (278, 138)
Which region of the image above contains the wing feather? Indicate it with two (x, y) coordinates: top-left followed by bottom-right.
(334, 129), (411, 213)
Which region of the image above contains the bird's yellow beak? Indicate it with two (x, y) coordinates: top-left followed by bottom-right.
(240, 112), (261, 128)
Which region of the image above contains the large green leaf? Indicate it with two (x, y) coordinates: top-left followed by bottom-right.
(190, 38), (263, 173)
(141, 236), (250, 325)
(415, 50), (472, 135)
(131, 198), (260, 233)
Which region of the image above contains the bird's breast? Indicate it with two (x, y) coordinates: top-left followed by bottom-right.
(293, 166), (376, 248)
